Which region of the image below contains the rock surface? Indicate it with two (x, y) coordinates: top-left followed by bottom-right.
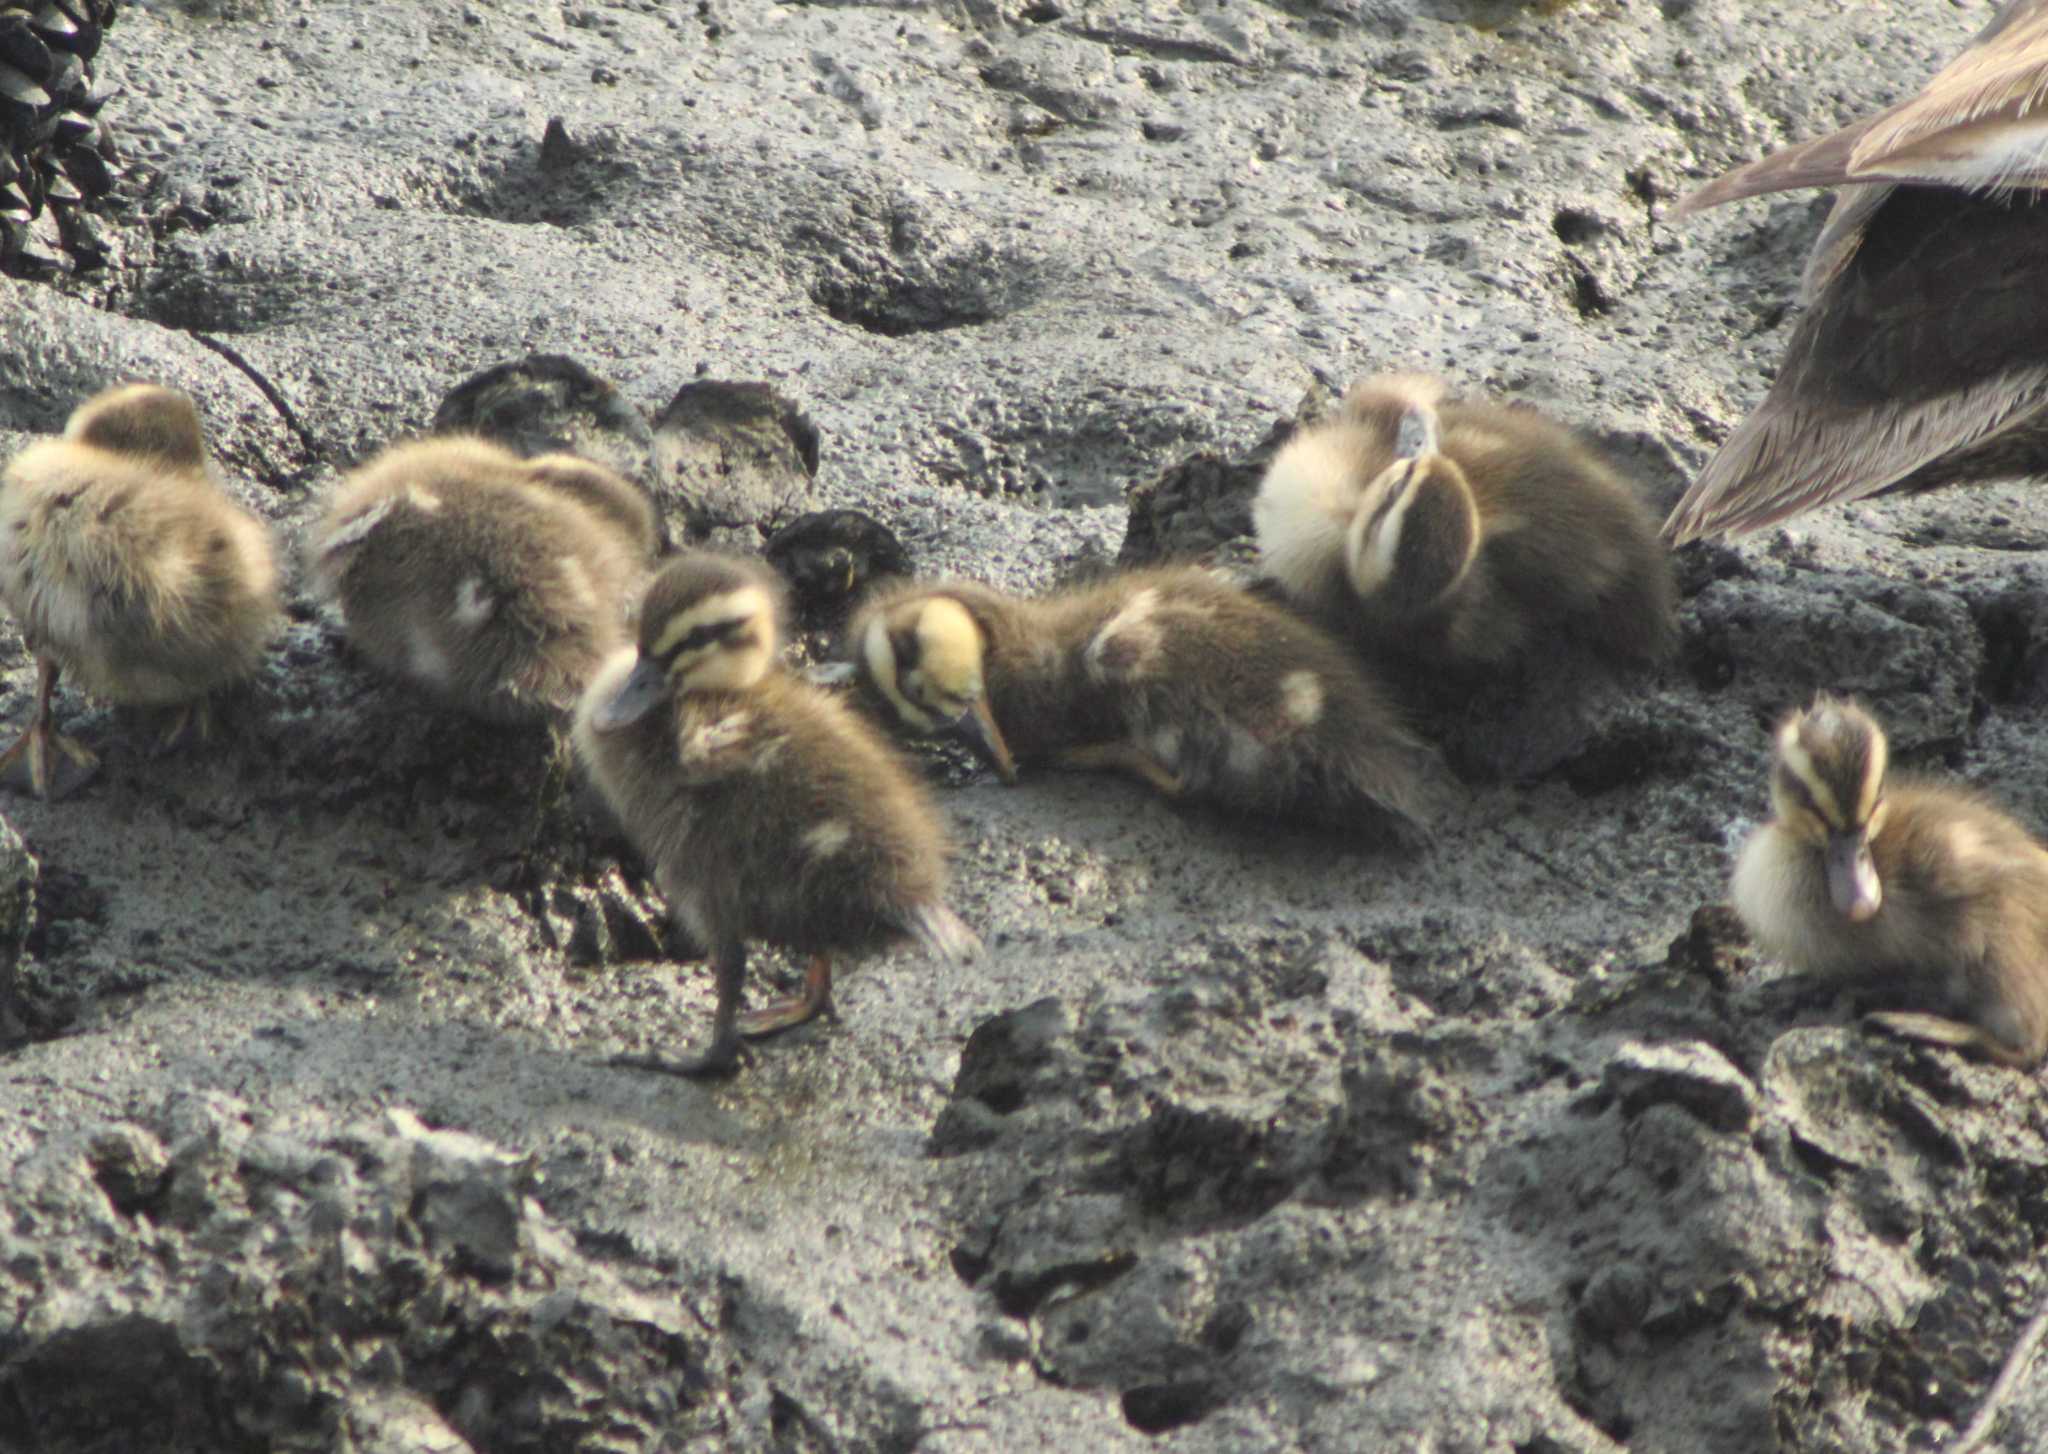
(3, 1), (2047, 1450)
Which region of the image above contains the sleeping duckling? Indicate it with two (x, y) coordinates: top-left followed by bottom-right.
(1732, 695), (2048, 1068)
(0, 383), (282, 798)
(307, 435), (660, 722)
(1662, 0), (2048, 541)
(1254, 373), (1677, 682)
(851, 566), (1441, 838)
(573, 551), (978, 1077)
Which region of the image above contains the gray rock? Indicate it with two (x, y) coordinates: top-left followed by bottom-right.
(651, 379), (819, 539)
(432, 352), (661, 511)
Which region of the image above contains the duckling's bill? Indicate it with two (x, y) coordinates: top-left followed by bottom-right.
(1826, 827), (1882, 922)
(587, 649), (667, 731)
(952, 696), (1018, 784)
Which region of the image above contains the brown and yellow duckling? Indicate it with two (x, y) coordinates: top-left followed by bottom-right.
(573, 552), (978, 1077)
(1254, 372), (1676, 683)
(307, 435), (660, 722)
(1663, 0), (2048, 541)
(1733, 695), (2048, 1068)
(0, 383), (282, 797)
(851, 566), (1442, 838)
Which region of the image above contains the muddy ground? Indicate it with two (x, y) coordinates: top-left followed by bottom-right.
(3, 1), (2047, 1450)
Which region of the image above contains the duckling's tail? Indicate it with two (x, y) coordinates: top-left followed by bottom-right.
(909, 901), (982, 963)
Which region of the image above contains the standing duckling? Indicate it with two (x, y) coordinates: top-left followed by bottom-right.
(1732, 695), (2048, 1068)
(573, 552), (978, 1077)
(851, 566), (1441, 839)
(1254, 373), (1676, 681)
(0, 383), (282, 798)
(307, 436), (660, 722)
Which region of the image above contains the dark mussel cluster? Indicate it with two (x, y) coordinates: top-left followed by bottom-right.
(0, 1), (118, 278)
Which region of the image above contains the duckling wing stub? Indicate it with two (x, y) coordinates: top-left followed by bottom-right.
(1664, 186), (2048, 542)
(671, 704), (783, 785)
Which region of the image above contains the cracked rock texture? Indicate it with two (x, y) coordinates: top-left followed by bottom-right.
(3, 1), (2048, 1451)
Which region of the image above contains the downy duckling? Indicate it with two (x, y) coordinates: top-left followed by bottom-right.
(0, 383), (282, 797)
(1662, 0), (2048, 541)
(1254, 373), (1677, 681)
(1732, 695), (2048, 1068)
(851, 566), (1442, 838)
(573, 552), (978, 1077)
(307, 435), (660, 722)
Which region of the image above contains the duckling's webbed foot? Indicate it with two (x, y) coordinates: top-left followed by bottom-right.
(1863, 1010), (2037, 1068)
(1058, 741), (1186, 797)
(738, 953), (835, 1039)
(607, 940), (749, 1078)
(0, 659), (99, 800)
(153, 700), (214, 755)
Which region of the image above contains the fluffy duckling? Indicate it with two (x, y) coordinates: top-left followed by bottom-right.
(307, 436), (660, 722)
(851, 566), (1442, 838)
(1254, 373), (1676, 681)
(1662, 0), (2048, 541)
(573, 552), (978, 1077)
(1732, 695), (2048, 1068)
(0, 383), (282, 797)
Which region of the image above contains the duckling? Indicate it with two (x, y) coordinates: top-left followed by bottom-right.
(0, 383), (282, 798)
(573, 551), (978, 1077)
(307, 436), (661, 723)
(1662, 0), (2048, 541)
(851, 566), (1441, 838)
(1254, 373), (1677, 682)
(1732, 695), (2048, 1068)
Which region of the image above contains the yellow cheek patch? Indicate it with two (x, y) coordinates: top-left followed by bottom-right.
(912, 598), (986, 703)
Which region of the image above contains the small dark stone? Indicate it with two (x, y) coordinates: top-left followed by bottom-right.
(433, 353), (664, 538)
(764, 508), (912, 623)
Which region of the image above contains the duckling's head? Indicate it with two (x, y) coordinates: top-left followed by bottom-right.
(65, 384), (208, 471)
(523, 452), (665, 556)
(1344, 450), (1481, 616)
(856, 590), (1017, 782)
(1769, 695), (1891, 922)
(585, 554), (782, 730)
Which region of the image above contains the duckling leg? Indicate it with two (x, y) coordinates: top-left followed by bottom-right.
(0, 658), (99, 800)
(155, 699), (213, 754)
(609, 941), (748, 1077)
(1865, 1010), (2037, 1068)
(1058, 741), (1186, 797)
(738, 954), (835, 1039)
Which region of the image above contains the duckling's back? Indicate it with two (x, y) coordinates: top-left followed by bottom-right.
(1424, 402), (1674, 669)
(1074, 567), (1441, 835)
(590, 666), (954, 952)
(0, 436), (279, 704)
(311, 438), (654, 720)
(1867, 782), (2048, 1054)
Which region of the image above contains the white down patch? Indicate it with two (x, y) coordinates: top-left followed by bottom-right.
(1279, 670), (1324, 727)
(452, 577), (496, 629)
(803, 821), (853, 858)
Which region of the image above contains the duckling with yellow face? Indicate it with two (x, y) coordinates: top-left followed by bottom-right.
(851, 566), (1441, 838)
(307, 436), (660, 723)
(1733, 695), (2048, 1068)
(1255, 373), (1677, 684)
(0, 383), (283, 797)
(574, 552), (977, 1077)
